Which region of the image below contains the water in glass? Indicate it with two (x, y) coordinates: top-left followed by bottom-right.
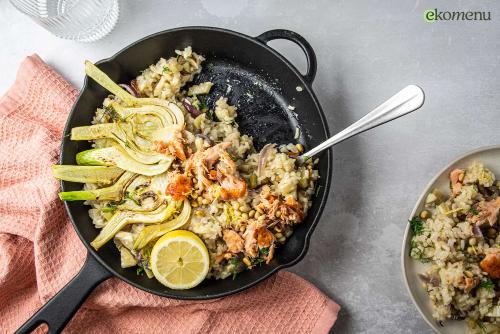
(9, 0), (119, 42)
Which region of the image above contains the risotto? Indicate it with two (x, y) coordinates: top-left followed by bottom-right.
(52, 47), (318, 288)
(410, 161), (500, 333)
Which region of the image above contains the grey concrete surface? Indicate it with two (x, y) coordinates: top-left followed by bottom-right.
(2, 0), (500, 333)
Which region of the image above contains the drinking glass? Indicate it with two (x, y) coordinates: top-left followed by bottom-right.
(9, 0), (120, 42)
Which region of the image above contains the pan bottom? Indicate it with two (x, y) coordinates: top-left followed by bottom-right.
(189, 58), (299, 150)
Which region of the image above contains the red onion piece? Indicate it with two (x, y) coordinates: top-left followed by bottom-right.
(473, 225), (483, 238)
(418, 273), (440, 287)
(119, 83), (138, 97)
(130, 79), (140, 97)
(257, 144), (276, 178)
(196, 133), (214, 146)
(182, 99), (201, 118)
(429, 276), (441, 287)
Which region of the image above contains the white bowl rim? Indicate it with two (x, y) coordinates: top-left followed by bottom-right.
(400, 144), (500, 333)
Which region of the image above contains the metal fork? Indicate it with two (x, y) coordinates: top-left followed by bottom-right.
(301, 85), (425, 160)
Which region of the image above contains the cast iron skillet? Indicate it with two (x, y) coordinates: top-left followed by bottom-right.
(17, 27), (332, 334)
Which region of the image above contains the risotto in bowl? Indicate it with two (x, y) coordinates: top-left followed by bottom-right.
(403, 146), (500, 334)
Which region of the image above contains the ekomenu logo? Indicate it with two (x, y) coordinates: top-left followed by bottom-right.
(424, 8), (491, 22)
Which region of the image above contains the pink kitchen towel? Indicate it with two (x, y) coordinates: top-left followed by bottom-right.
(0, 54), (340, 334)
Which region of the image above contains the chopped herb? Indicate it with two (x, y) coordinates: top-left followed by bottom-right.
(411, 246), (422, 258)
(228, 152), (238, 161)
(252, 257), (265, 266)
(409, 216), (424, 235)
(136, 267), (144, 275)
(476, 320), (486, 333)
(229, 257), (241, 280)
(124, 191), (141, 206)
(410, 241), (430, 262)
(139, 247), (153, 269)
(478, 278), (495, 290)
(469, 207), (479, 215)
(108, 106), (124, 121)
(250, 254), (266, 267)
(315, 184), (323, 197)
(96, 106), (118, 123)
(302, 155), (311, 162)
(113, 199), (126, 206)
(163, 66), (171, 73)
(206, 109), (216, 121)
(198, 100), (208, 110)
(259, 247), (269, 256)
(112, 132), (131, 148)
(102, 204), (117, 213)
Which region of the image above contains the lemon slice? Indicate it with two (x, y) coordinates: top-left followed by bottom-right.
(150, 230), (210, 289)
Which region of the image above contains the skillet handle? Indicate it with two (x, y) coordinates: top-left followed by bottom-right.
(256, 29), (317, 84)
(15, 253), (111, 334)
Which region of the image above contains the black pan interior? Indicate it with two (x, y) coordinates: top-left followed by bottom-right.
(61, 27), (331, 299)
(190, 59), (297, 149)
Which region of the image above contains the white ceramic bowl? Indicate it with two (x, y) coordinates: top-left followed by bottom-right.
(401, 145), (500, 334)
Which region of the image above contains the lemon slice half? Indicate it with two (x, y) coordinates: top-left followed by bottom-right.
(150, 230), (210, 289)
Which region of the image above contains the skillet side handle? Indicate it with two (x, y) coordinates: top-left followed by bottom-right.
(256, 29), (317, 84)
(15, 253), (111, 334)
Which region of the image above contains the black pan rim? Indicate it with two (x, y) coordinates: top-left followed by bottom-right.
(60, 26), (333, 300)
